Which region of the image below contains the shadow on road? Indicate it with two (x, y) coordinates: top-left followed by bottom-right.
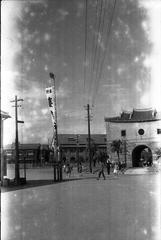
(1, 176), (98, 193)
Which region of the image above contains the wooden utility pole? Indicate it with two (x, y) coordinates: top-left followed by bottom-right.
(76, 134), (79, 172)
(85, 104), (92, 173)
(11, 96), (24, 184)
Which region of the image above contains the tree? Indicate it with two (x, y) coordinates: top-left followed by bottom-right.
(155, 148), (161, 159)
(111, 140), (122, 161)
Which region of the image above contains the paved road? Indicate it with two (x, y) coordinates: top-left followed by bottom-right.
(2, 169), (161, 240)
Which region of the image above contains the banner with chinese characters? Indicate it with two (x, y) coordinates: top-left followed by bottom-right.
(45, 86), (58, 151)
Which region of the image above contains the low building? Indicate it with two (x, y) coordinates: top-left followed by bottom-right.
(105, 108), (161, 167)
(4, 143), (49, 167)
(1, 110), (11, 181)
(4, 134), (106, 167)
(58, 134), (106, 162)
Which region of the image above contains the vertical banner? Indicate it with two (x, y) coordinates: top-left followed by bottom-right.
(45, 86), (58, 152)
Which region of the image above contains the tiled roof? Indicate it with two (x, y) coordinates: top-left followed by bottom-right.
(105, 108), (161, 123)
(4, 134), (106, 150)
(0, 110), (11, 119)
(5, 143), (41, 150)
(58, 134), (106, 145)
(120, 111), (131, 120)
(131, 108), (154, 120)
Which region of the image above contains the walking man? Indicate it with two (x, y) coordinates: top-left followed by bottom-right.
(97, 161), (106, 180)
(106, 155), (111, 175)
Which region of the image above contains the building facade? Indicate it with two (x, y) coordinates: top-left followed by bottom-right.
(4, 134), (106, 167)
(1, 110), (11, 181)
(105, 108), (161, 167)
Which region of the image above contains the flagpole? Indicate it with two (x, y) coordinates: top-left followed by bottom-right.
(45, 73), (62, 181)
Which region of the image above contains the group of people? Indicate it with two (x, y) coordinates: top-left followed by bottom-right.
(63, 161), (83, 178)
(62, 154), (126, 179)
(63, 162), (73, 177)
(97, 156), (126, 180)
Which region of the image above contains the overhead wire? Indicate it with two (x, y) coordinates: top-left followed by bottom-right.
(90, 0), (103, 82)
(92, 0), (109, 103)
(83, 0), (88, 98)
(92, 0), (117, 105)
(88, 0), (99, 101)
(89, 0), (104, 101)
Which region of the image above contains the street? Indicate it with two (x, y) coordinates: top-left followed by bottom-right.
(1, 169), (161, 240)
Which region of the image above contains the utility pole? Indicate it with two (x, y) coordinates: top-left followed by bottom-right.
(76, 134), (79, 172)
(11, 96), (24, 185)
(124, 138), (127, 167)
(85, 104), (92, 173)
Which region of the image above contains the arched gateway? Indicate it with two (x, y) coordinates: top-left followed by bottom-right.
(132, 145), (152, 167)
(105, 108), (161, 167)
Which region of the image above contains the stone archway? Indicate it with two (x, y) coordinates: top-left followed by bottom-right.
(132, 145), (152, 167)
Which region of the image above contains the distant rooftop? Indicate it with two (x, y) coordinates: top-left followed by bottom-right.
(105, 108), (161, 123)
(4, 134), (106, 149)
(0, 110), (11, 120)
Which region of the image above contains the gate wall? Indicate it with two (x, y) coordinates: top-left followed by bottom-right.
(106, 120), (161, 167)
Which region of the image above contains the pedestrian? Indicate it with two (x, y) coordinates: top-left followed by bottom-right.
(120, 161), (126, 174)
(93, 155), (97, 167)
(78, 162), (82, 174)
(118, 161), (122, 174)
(65, 162), (72, 178)
(106, 155), (111, 175)
(97, 161), (106, 180)
(113, 162), (119, 176)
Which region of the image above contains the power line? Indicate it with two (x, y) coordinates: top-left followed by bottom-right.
(93, 0), (117, 103)
(83, 0), (88, 93)
(91, 0), (109, 102)
(89, 0), (101, 98)
(89, 0), (99, 81)
(92, 0), (117, 105)
(90, 0), (104, 98)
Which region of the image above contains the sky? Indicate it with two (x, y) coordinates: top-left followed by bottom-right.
(1, 0), (161, 145)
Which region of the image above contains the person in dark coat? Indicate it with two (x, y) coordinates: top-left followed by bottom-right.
(118, 161), (122, 172)
(97, 161), (106, 180)
(78, 161), (82, 173)
(106, 156), (111, 175)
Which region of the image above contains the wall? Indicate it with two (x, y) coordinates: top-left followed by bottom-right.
(106, 120), (161, 167)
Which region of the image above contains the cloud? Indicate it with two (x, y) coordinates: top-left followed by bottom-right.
(57, 87), (70, 98)
(102, 83), (121, 88)
(1, 1), (24, 113)
(57, 9), (69, 21)
(57, 77), (71, 98)
(2, 0), (29, 146)
(62, 110), (83, 119)
(23, 82), (42, 99)
(41, 108), (48, 115)
(44, 33), (51, 42)
(76, 2), (84, 17)
(139, 0), (161, 111)
(27, 0), (48, 8)
(135, 81), (142, 93)
(97, 33), (105, 51)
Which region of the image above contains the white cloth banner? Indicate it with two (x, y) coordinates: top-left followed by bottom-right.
(45, 86), (57, 150)
(45, 86), (56, 124)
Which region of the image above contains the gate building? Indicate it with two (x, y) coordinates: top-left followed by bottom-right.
(105, 108), (161, 167)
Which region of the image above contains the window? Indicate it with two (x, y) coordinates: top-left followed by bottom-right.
(121, 130), (126, 137)
(157, 129), (161, 134)
(138, 129), (144, 135)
